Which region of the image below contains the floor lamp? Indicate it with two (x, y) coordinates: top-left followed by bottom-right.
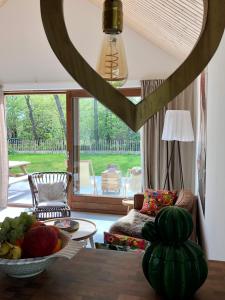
(162, 110), (194, 190)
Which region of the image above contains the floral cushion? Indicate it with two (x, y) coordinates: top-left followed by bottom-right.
(140, 189), (177, 216)
(104, 232), (146, 250)
(95, 242), (144, 253)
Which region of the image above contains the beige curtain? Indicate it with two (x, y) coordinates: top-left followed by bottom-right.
(142, 80), (195, 191)
(0, 87), (8, 208)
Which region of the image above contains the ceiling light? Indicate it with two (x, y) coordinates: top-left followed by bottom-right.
(97, 0), (128, 88)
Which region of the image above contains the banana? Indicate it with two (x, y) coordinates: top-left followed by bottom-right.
(0, 242), (22, 259)
(5, 245), (22, 259)
(10, 245), (22, 259)
(0, 242), (11, 257)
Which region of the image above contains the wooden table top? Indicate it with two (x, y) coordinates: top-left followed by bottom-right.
(0, 249), (225, 300)
(122, 198), (134, 206)
(9, 160), (30, 168)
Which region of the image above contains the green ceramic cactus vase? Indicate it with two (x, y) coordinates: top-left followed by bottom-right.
(142, 206), (208, 300)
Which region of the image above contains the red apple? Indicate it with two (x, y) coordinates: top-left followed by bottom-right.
(47, 225), (60, 237)
(30, 221), (46, 229)
(22, 226), (58, 258)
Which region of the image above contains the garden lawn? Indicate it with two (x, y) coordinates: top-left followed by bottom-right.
(9, 153), (141, 176)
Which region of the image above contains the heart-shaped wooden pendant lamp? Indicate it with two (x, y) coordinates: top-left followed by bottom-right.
(40, 0), (225, 132)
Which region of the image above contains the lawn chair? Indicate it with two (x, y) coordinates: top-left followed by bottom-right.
(28, 171), (72, 220)
(101, 164), (121, 194)
(78, 160), (97, 195)
(124, 167), (142, 197)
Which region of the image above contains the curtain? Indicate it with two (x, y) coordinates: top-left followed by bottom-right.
(141, 80), (195, 191)
(142, 80), (166, 190)
(0, 87), (8, 208)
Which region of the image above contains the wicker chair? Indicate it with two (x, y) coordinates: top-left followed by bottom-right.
(28, 172), (72, 220)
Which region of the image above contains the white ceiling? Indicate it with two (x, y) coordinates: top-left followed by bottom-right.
(89, 0), (205, 60)
(0, 0), (204, 91)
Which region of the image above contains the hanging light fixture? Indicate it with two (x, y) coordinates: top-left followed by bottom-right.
(97, 0), (128, 88)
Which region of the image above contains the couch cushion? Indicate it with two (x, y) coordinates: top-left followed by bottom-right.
(145, 189), (177, 203)
(175, 190), (194, 213)
(95, 242), (145, 253)
(37, 201), (67, 207)
(109, 209), (154, 238)
(104, 232), (146, 250)
(140, 197), (159, 216)
(140, 189), (176, 216)
(37, 182), (66, 203)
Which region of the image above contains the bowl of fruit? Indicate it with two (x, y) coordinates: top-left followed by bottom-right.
(0, 213), (83, 278)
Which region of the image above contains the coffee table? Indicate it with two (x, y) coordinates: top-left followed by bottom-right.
(44, 218), (97, 248)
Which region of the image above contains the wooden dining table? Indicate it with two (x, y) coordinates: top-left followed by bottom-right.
(0, 249), (225, 300)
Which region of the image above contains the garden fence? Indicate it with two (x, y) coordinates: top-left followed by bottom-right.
(8, 139), (140, 154)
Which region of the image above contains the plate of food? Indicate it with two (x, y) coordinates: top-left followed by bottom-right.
(54, 219), (79, 233)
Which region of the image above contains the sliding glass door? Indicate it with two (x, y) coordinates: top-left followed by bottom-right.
(67, 89), (142, 214)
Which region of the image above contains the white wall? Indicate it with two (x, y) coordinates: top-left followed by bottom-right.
(205, 31), (225, 261)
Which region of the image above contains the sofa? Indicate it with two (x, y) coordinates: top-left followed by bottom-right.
(109, 190), (197, 242)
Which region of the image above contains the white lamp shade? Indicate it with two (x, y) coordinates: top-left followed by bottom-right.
(162, 110), (194, 142)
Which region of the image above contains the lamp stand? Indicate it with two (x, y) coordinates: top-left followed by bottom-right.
(177, 141), (184, 189)
(163, 141), (184, 190)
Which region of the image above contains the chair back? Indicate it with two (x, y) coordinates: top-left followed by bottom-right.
(125, 167), (142, 196)
(28, 172), (72, 207)
(78, 160), (97, 194)
(79, 161), (92, 187)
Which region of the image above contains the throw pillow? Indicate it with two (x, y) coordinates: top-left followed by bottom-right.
(175, 190), (194, 212)
(140, 197), (160, 216)
(95, 242), (144, 253)
(104, 232), (146, 250)
(140, 189), (177, 216)
(146, 189), (177, 204)
(37, 182), (66, 203)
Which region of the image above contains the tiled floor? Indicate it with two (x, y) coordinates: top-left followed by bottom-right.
(8, 181), (32, 206)
(8, 174), (139, 207)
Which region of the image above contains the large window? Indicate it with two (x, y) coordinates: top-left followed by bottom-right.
(6, 93), (67, 206)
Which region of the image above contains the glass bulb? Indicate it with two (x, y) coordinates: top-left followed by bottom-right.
(97, 34), (128, 88)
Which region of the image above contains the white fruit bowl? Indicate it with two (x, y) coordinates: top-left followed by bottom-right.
(0, 231), (83, 278)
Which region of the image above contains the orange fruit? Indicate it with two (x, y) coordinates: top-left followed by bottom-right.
(52, 238), (62, 253)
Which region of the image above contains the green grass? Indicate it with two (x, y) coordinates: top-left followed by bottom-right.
(9, 153), (141, 176)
